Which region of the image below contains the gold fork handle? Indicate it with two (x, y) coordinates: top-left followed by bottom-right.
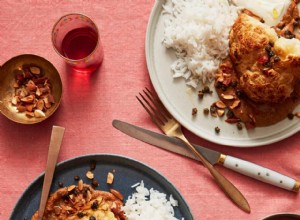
(178, 135), (251, 213)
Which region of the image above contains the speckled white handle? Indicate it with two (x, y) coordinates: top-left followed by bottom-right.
(223, 155), (298, 192)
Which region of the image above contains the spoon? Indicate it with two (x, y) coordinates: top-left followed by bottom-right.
(37, 126), (65, 220)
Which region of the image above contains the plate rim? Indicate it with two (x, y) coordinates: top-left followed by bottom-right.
(145, 0), (300, 147)
(10, 153), (194, 220)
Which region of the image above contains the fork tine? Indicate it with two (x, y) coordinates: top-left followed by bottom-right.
(136, 94), (164, 127)
(139, 91), (167, 123)
(141, 90), (168, 124)
(144, 88), (172, 119)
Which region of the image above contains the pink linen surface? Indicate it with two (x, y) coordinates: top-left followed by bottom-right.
(0, 1), (299, 220)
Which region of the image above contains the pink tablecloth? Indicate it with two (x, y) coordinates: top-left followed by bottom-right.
(0, 1), (299, 219)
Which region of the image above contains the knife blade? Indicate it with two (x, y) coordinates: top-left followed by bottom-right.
(113, 119), (300, 193)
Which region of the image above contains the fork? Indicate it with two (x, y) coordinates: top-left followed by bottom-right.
(137, 88), (250, 213)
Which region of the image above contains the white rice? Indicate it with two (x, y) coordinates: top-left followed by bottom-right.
(122, 181), (182, 220)
(162, 0), (239, 88)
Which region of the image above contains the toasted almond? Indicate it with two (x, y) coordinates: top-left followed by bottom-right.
(19, 88), (29, 98)
(110, 189), (123, 201)
(107, 172), (114, 184)
(11, 96), (19, 105)
(39, 87), (50, 94)
(25, 111), (35, 117)
(86, 190), (92, 202)
(48, 94), (55, 104)
(30, 66), (41, 75)
(294, 112), (300, 118)
(78, 179), (83, 191)
(34, 109), (46, 118)
(221, 94), (235, 100)
(216, 75), (224, 82)
(26, 83), (36, 91)
(21, 95), (34, 103)
(230, 100), (241, 109)
(25, 104), (34, 112)
(17, 105), (26, 112)
(36, 87), (42, 97)
(36, 99), (44, 110)
(44, 97), (52, 108)
(69, 194), (74, 200)
(67, 185), (76, 192)
(86, 171), (94, 179)
(217, 109), (225, 117)
(215, 100), (226, 109)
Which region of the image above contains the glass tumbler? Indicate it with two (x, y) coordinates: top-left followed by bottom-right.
(52, 13), (104, 74)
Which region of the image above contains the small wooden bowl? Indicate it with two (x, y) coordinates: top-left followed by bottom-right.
(0, 54), (62, 124)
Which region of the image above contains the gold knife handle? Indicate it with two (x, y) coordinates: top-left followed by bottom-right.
(217, 154), (227, 165)
(293, 181), (300, 192)
(179, 136), (251, 213)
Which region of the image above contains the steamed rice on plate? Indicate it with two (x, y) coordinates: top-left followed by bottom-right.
(122, 181), (183, 220)
(162, 0), (239, 88)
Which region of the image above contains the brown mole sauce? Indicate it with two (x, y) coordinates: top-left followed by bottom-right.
(215, 59), (300, 128)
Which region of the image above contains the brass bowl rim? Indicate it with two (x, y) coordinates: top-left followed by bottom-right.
(0, 53), (63, 124)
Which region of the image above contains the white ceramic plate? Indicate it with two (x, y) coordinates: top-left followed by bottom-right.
(145, 0), (300, 147)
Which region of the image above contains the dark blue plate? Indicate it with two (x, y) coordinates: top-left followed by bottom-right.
(10, 154), (194, 220)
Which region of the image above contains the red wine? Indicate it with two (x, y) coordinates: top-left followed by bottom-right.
(61, 27), (98, 60)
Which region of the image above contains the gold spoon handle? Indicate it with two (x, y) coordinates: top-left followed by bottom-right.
(178, 134), (251, 213)
(37, 126), (65, 220)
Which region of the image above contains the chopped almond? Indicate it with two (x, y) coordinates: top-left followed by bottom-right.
(110, 189), (123, 201)
(17, 105), (26, 112)
(86, 171), (94, 179)
(230, 100), (241, 109)
(34, 109), (46, 118)
(107, 172), (114, 184)
(217, 109), (225, 117)
(11, 96), (19, 105)
(215, 100), (226, 109)
(30, 66), (41, 75)
(221, 94), (235, 100)
(11, 65), (55, 118)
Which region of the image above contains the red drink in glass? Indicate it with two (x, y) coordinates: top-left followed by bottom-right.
(61, 27), (97, 60)
(52, 14), (103, 74)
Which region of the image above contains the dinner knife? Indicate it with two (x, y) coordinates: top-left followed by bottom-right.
(112, 119), (300, 193)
